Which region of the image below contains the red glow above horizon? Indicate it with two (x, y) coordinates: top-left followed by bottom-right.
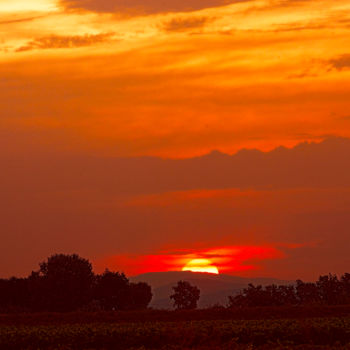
(94, 245), (285, 276)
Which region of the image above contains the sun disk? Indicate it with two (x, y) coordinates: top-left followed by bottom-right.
(182, 258), (219, 274)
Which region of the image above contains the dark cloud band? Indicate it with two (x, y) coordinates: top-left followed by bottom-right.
(60, 0), (239, 14)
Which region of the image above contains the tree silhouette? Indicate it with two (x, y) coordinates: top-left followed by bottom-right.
(0, 254), (153, 312)
(341, 273), (350, 303)
(93, 270), (130, 310)
(242, 284), (269, 307)
(296, 280), (320, 305)
(317, 274), (343, 305)
(276, 285), (298, 305)
(38, 254), (94, 311)
(129, 282), (153, 310)
(0, 277), (29, 312)
(4, 252), (350, 312)
(170, 281), (200, 310)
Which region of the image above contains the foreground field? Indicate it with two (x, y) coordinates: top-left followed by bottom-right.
(2, 317), (350, 349)
(2, 306), (350, 325)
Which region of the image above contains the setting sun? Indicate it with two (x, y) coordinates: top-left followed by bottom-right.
(182, 259), (219, 274)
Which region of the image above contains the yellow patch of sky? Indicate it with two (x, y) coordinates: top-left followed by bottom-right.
(0, 0), (58, 13)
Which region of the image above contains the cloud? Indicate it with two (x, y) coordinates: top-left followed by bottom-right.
(339, 115), (350, 121)
(328, 54), (350, 71)
(163, 16), (212, 32)
(59, 0), (239, 14)
(16, 33), (114, 52)
(0, 15), (44, 25)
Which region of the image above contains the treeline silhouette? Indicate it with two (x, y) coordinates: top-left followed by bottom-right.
(2, 253), (350, 313)
(0, 254), (152, 313)
(228, 274), (350, 307)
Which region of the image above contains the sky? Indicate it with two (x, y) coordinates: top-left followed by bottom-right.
(1, 0), (350, 280)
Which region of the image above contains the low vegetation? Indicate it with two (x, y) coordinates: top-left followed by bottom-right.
(2, 317), (350, 349)
(2, 306), (350, 326)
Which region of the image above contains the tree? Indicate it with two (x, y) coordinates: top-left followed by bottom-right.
(37, 254), (94, 311)
(93, 270), (130, 310)
(0, 277), (29, 312)
(239, 284), (271, 307)
(296, 280), (320, 305)
(0, 254), (154, 312)
(244, 284), (271, 306)
(170, 281), (200, 310)
(228, 283), (298, 308)
(27, 271), (46, 311)
(129, 282), (153, 310)
(341, 273), (350, 303)
(277, 285), (298, 305)
(317, 274), (342, 305)
(228, 292), (248, 308)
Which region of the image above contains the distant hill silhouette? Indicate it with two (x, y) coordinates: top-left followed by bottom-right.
(130, 271), (290, 308)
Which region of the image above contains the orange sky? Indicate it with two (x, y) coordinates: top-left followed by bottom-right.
(1, 0), (350, 279)
(1, 0), (350, 157)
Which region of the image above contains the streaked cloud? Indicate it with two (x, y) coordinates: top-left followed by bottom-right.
(163, 16), (212, 32)
(328, 54), (350, 71)
(59, 0), (239, 14)
(0, 15), (44, 25)
(16, 32), (114, 51)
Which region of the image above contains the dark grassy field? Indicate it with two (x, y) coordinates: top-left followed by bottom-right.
(2, 307), (350, 349)
(2, 318), (350, 349)
(2, 305), (350, 325)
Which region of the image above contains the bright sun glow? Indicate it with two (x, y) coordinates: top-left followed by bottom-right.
(0, 0), (57, 13)
(182, 258), (219, 274)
